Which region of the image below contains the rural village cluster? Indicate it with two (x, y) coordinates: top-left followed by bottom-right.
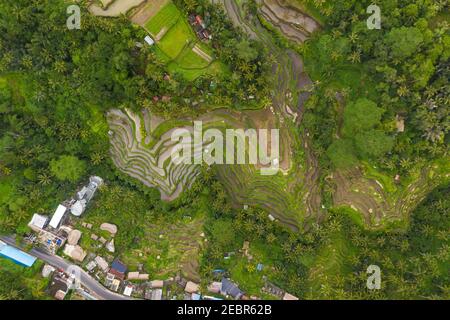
(0, 175), (298, 301)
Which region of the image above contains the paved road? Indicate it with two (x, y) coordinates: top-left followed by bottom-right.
(1, 236), (132, 300)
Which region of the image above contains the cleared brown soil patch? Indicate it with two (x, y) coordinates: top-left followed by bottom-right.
(90, 0), (146, 17)
(130, 0), (170, 25)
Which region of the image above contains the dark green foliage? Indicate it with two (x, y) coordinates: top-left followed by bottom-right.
(50, 155), (86, 183)
(326, 139), (358, 168)
(354, 129), (394, 159)
(302, 0), (449, 173)
(385, 27), (424, 59)
(342, 98), (384, 137)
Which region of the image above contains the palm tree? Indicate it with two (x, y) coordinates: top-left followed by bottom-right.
(184, 0), (198, 12)
(37, 172), (52, 186)
(349, 32), (359, 43)
(331, 51), (341, 62)
(348, 51), (361, 64)
(91, 152), (104, 165)
(397, 85), (409, 97)
(238, 61), (251, 73)
(331, 29), (342, 39)
(0, 165), (11, 176)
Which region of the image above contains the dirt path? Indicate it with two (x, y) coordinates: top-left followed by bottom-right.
(192, 45), (213, 63)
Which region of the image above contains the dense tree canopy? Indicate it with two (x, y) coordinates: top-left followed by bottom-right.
(50, 155), (86, 183)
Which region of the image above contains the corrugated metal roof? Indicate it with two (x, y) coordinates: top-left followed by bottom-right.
(0, 245), (37, 267)
(221, 278), (243, 299)
(111, 259), (127, 273)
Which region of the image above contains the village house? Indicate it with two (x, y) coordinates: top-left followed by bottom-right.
(283, 292), (299, 300)
(221, 278), (244, 300)
(123, 284), (134, 297)
(109, 259), (127, 280)
(207, 281), (222, 294)
(48, 273), (70, 300)
(188, 14), (212, 41)
(27, 176), (103, 255)
(127, 271), (150, 281)
(49, 205), (68, 229)
(263, 280), (284, 298)
(86, 260), (97, 272)
(106, 239), (115, 253)
(42, 264), (55, 278)
(144, 35), (154, 46)
(151, 289), (163, 300)
(110, 279), (121, 292)
(150, 280), (164, 289)
(28, 214), (49, 232)
(184, 281), (200, 294)
(105, 273), (115, 287)
(95, 256), (109, 272)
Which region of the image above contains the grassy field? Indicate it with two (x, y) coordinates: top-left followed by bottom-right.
(176, 46), (210, 69)
(143, 1), (226, 80)
(168, 60), (227, 81)
(144, 2), (180, 36)
(157, 19), (194, 59)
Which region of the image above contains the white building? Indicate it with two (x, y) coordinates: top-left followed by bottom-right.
(49, 205), (67, 229)
(123, 285), (133, 297)
(95, 256), (109, 272)
(28, 214), (49, 231)
(144, 35), (154, 46)
(71, 176), (103, 216)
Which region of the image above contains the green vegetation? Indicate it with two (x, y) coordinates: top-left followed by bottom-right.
(144, 1), (226, 81)
(0, 259), (50, 300)
(0, 0), (448, 301)
(145, 2), (180, 35)
(50, 155), (86, 183)
(157, 19), (194, 59)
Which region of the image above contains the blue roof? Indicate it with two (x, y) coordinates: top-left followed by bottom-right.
(0, 244), (37, 267)
(111, 259), (127, 273)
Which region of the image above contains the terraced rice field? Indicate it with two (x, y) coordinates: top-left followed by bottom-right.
(332, 159), (450, 229)
(107, 109), (200, 201)
(89, 0), (145, 17)
(258, 0), (320, 43)
(107, 106), (319, 230)
(122, 216), (205, 281)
